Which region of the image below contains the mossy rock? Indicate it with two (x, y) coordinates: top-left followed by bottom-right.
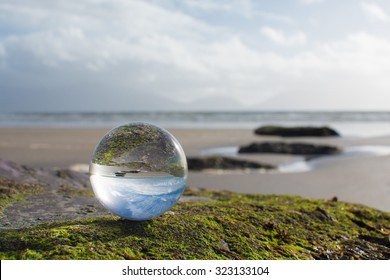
(0, 188), (389, 260)
(0, 178), (45, 214)
(1, 160), (388, 260)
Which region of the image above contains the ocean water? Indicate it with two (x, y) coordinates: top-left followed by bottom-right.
(1, 111), (390, 137)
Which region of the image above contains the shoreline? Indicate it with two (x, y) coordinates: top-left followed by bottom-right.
(2, 110), (390, 138)
(0, 127), (389, 212)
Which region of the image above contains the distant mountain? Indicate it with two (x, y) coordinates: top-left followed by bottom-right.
(180, 95), (246, 111)
(254, 89), (390, 111)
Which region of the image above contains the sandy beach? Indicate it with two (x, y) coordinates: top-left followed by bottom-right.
(0, 127), (389, 212)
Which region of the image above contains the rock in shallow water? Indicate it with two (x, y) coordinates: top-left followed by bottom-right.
(187, 156), (275, 171)
(238, 142), (342, 155)
(255, 125), (340, 137)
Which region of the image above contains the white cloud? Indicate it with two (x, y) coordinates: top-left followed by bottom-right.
(260, 32), (390, 110)
(299, 0), (324, 5)
(183, 0), (294, 23)
(258, 11), (295, 24)
(182, 0), (236, 13)
(360, 2), (389, 22)
(0, 44), (6, 69)
(1, 0), (390, 111)
(260, 26), (306, 46)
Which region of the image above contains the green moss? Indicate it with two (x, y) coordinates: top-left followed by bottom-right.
(101, 151), (113, 165)
(0, 178), (46, 215)
(58, 185), (95, 198)
(0, 189), (389, 260)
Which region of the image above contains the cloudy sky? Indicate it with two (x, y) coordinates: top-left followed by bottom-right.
(1, 0), (390, 112)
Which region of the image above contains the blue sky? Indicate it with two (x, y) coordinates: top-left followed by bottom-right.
(1, 0), (390, 112)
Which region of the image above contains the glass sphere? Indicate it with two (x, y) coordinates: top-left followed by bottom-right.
(89, 122), (187, 221)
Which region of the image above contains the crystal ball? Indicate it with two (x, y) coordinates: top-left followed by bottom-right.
(89, 122), (187, 221)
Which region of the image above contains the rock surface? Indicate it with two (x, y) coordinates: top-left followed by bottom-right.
(0, 159), (206, 229)
(187, 156), (275, 171)
(238, 142), (342, 155)
(0, 159), (389, 260)
(255, 126), (340, 137)
(0, 159), (108, 229)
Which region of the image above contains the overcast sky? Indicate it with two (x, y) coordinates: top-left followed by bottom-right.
(1, 0), (390, 112)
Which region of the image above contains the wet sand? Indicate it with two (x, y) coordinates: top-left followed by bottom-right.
(0, 127), (389, 211)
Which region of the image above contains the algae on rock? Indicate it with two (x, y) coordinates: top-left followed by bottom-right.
(0, 178), (45, 215)
(0, 188), (389, 260)
(0, 159), (388, 260)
